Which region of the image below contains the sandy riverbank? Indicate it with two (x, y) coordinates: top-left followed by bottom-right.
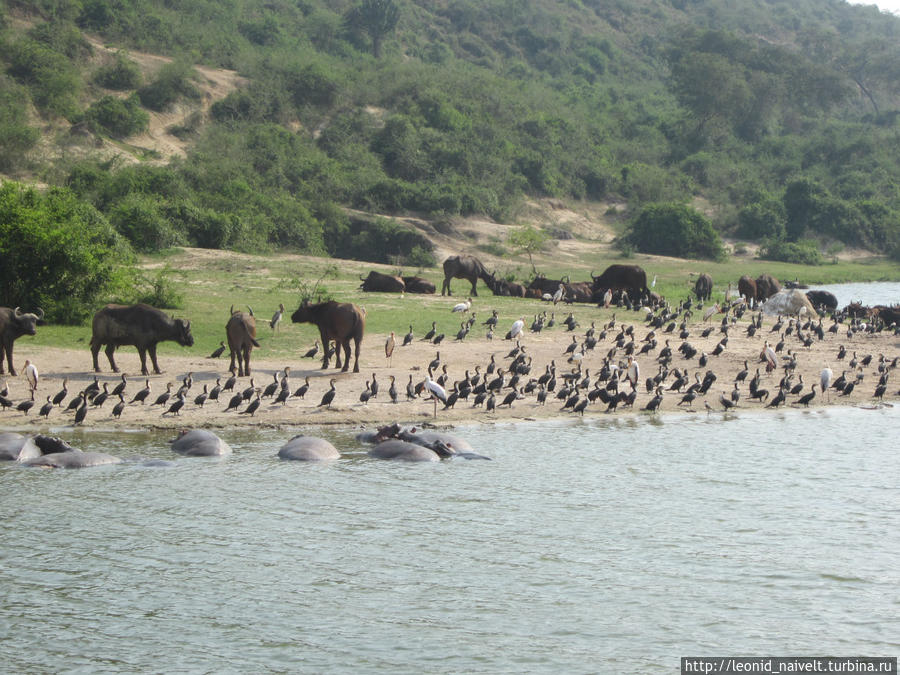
(1, 312), (897, 433)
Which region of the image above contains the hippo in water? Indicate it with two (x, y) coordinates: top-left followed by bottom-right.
(0, 432), (35, 461)
(18, 434), (122, 469)
(368, 438), (457, 462)
(278, 435), (340, 461)
(170, 429), (232, 457)
(359, 424), (490, 460)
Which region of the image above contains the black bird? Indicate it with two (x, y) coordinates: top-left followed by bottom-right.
(389, 375), (398, 403)
(209, 341), (227, 358)
(39, 395), (53, 418)
(209, 378), (222, 402)
(303, 340), (320, 359)
(406, 374), (417, 400)
(111, 373), (128, 398)
(223, 370), (238, 392)
(766, 387), (786, 408)
(241, 378), (256, 401)
(719, 393), (736, 411)
(240, 392), (262, 416)
(152, 382), (174, 406)
(112, 394), (126, 418)
(294, 377), (310, 399)
(422, 322), (437, 342)
(359, 382), (372, 405)
(485, 392), (496, 412)
(73, 393), (88, 426)
(16, 392), (35, 415)
(318, 379), (337, 408)
(65, 393), (83, 412)
(130, 378), (151, 405)
(643, 387), (663, 412)
(84, 376), (101, 400)
(797, 385), (817, 407)
(274, 386), (290, 405)
(433, 333), (445, 345)
(402, 325), (414, 346)
(162, 394), (186, 416)
(500, 388), (522, 408)
(194, 384), (209, 407)
(225, 392), (244, 412)
(370, 373), (379, 398)
(262, 373), (280, 399)
(92, 383), (110, 408)
(52, 378), (69, 406)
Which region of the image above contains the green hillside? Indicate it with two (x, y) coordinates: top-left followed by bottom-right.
(1, 0), (900, 318)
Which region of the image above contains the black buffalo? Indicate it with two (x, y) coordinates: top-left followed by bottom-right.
(360, 270), (405, 293)
(226, 306), (260, 377)
(441, 255), (493, 296)
(291, 300), (366, 373)
(527, 274), (569, 296)
(402, 276), (436, 294)
(91, 304), (194, 375)
(694, 273), (713, 301)
(590, 265), (650, 302)
(805, 290), (838, 311)
(563, 282), (594, 303)
(0, 307), (44, 375)
(738, 275), (757, 306)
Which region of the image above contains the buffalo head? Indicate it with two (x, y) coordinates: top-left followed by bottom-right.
(13, 307), (44, 335)
(175, 318), (194, 347)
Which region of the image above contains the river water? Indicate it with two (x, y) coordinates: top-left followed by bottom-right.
(2, 404), (899, 673)
(808, 281), (898, 307)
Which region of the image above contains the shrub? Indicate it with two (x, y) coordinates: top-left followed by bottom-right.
(137, 61), (199, 111)
(85, 94), (149, 138)
(736, 199), (786, 240)
(627, 203), (726, 261)
(0, 78), (39, 170)
(759, 239), (823, 265)
(108, 193), (185, 252)
(0, 182), (133, 324)
(93, 52), (143, 90)
(4, 38), (82, 118)
(131, 266), (184, 308)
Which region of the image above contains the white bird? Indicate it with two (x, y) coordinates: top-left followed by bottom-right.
(23, 359), (38, 392)
(626, 356), (640, 389)
(651, 275), (657, 288)
(762, 341), (777, 370)
(507, 317), (525, 340)
(424, 374), (448, 417)
(452, 297), (472, 313)
(552, 284), (565, 305)
(703, 303), (720, 322)
(820, 365), (833, 401)
(602, 289), (613, 308)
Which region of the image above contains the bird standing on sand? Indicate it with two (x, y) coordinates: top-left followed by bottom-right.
(385, 331), (396, 367)
(209, 341), (226, 358)
(318, 379), (337, 409)
(23, 360), (38, 392)
(424, 374), (448, 418)
(820, 366), (833, 402)
(303, 341), (320, 359)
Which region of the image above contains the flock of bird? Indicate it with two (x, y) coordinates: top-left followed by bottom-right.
(1, 294), (897, 426)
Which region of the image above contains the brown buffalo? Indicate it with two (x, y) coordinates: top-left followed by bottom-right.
(226, 305), (260, 377)
(91, 304), (193, 376)
(527, 274), (570, 296)
(738, 275), (757, 306)
(563, 282), (594, 303)
(871, 305), (900, 326)
(291, 300), (365, 373)
(402, 276), (436, 294)
(360, 270), (405, 293)
(0, 307), (44, 375)
(441, 255), (493, 296)
(755, 273), (782, 302)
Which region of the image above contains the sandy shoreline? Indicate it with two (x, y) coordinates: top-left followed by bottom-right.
(1, 311), (897, 434)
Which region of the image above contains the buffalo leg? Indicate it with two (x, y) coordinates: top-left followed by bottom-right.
(470, 278), (478, 297)
(137, 347), (150, 376)
(340, 339), (351, 373)
(105, 344), (119, 372)
(320, 330), (332, 369)
(240, 346), (251, 376)
(352, 338), (361, 373)
(90, 341), (102, 372)
(148, 344), (162, 374)
(442, 277), (451, 296)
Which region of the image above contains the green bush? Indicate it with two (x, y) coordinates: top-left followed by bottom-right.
(85, 94), (149, 138)
(137, 61), (199, 111)
(0, 182), (133, 324)
(131, 266), (184, 308)
(627, 202), (727, 261)
(759, 239), (823, 265)
(736, 199), (786, 240)
(4, 38), (82, 118)
(93, 52), (143, 90)
(108, 193), (185, 252)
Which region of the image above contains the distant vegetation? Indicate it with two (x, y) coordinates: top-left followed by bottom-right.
(1, 0), (899, 301)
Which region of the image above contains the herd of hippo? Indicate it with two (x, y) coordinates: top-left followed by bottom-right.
(0, 424), (489, 468)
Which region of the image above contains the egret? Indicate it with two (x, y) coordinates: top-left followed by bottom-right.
(452, 297), (472, 313)
(602, 289), (613, 308)
(820, 366), (833, 402)
(552, 284), (565, 305)
(23, 359), (38, 392)
(385, 331), (396, 366)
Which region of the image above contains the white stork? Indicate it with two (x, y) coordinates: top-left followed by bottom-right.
(626, 356), (640, 390)
(602, 289), (613, 308)
(424, 373), (448, 417)
(507, 317), (525, 340)
(452, 297), (472, 313)
(703, 303), (720, 322)
(23, 359), (38, 392)
(820, 365), (833, 402)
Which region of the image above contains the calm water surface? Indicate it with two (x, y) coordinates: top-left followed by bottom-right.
(2, 405), (899, 673)
(808, 281), (898, 307)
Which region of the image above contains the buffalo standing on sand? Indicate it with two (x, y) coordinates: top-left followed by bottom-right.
(738, 275), (757, 306)
(291, 300), (365, 373)
(91, 304), (193, 376)
(226, 306), (260, 377)
(0, 307), (44, 375)
(694, 273), (713, 302)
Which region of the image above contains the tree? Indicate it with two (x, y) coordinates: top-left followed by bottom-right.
(507, 224), (549, 274)
(627, 203), (726, 261)
(0, 182), (132, 324)
(344, 0), (400, 58)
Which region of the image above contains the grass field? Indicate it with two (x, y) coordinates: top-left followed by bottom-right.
(24, 246), (900, 365)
